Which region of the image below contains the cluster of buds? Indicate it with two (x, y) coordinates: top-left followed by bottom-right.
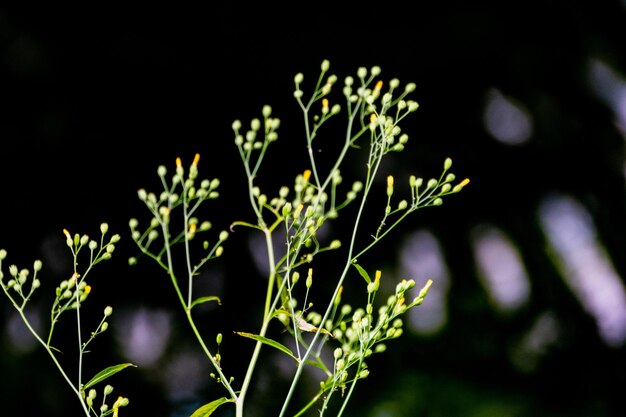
(232, 105), (280, 153)
(63, 224), (120, 263)
(130, 154), (226, 266)
(309, 270), (433, 394)
(0, 250), (42, 303)
(408, 157), (470, 210)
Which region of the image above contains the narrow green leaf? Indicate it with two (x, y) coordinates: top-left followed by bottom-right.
(83, 363), (136, 391)
(190, 295), (221, 309)
(190, 397), (233, 417)
(235, 331), (297, 360)
(352, 262), (371, 284)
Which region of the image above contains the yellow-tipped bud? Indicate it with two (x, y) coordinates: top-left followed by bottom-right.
(374, 80), (383, 91)
(387, 176), (394, 197)
(453, 178), (470, 193)
(303, 169), (312, 182)
(192, 153), (200, 167)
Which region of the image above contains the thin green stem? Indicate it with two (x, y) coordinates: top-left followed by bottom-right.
(237, 227), (277, 417)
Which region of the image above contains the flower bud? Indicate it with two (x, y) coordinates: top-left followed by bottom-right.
(104, 385), (114, 396)
(386, 176), (394, 197)
(333, 348), (343, 359)
(33, 259), (42, 272)
(104, 306), (113, 317)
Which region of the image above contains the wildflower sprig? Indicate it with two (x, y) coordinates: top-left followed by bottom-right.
(128, 60), (468, 417)
(0, 225), (132, 417)
(370, 158), (470, 243)
(227, 61), (468, 417)
(129, 154), (237, 402)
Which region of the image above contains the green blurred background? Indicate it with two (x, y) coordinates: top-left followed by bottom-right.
(2, 2), (626, 416)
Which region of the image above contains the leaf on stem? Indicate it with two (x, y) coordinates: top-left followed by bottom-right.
(190, 296), (221, 309)
(352, 262), (371, 284)
(235, 331), (298, 361)
(190, 397), (234, 417)
(82, 363), (136, 391)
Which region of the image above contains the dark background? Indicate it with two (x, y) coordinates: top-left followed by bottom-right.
(2, 2), (626, 416)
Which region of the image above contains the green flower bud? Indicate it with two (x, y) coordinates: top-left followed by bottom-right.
(294, 73), (304, 84)
(216, 333), (223, 345)
(89, 240), (98, 250)
(371, 66), (381, 76)
(334, 348), (343, 359)
(104, 306), (113, 317)
(32, 279), (40, 289)
(137, 189), (147, 201)
(33, 259), (42, 272)
(357, 67), (367, 78)
(110, 234), (121, 244)
(101, 322), (108, 332)
(104, 385), (114, 396)
(0, 249), (6, 260)
(405, 83), (416, 93)
(262, 105), (272, 118)
(106, 244), (115, 254)
(215, 246), (224, 257)
(9, 265), (18, 277)
(219, 231), (229, 241)
(340, 304), (352, 316)
(80, 234), (89, 246)
(232, 119), (242, 131)
(100, 223), (109, 235)
(128, 257), (137, 266)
